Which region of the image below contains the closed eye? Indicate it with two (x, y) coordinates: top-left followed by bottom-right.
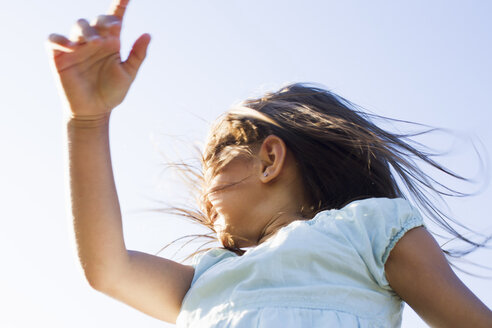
(205, 175), (252, 195)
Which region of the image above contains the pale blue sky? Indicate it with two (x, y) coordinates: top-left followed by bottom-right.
(1, 1), (491, 327)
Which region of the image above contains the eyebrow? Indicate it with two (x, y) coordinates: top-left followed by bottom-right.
(204, 175), (252, 196)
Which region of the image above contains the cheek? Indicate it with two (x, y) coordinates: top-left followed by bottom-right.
(208, 185), (258, 226)
(209, 191), (242, 219)
(208, 190), (227, 211)
(206, 169), (262, 234)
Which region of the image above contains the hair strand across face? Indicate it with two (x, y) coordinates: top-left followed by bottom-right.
(154, 82), (490, 262)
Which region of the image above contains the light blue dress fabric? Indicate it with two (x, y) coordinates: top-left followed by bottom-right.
(176, 197), (424, 327)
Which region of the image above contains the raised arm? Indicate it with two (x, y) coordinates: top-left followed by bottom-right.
(48, 0), (193, 323)
(385, 226), (492, 327)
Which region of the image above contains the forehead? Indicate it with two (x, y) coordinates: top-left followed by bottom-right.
(203, 147), (255, 184)
(201, 108), (268, 184)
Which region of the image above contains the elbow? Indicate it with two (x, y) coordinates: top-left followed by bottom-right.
(80, 253), (128, 293)
(84, 269), (109, 292)
(82, 263), (119, 293)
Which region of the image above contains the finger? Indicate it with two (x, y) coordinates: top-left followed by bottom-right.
(93, 15), (121, 37)
(122, 33), (151, 78)
(93, 14), (121, 26)
(47, 34), (76, 52)
(108, 0), (130, 20)
(49, 39), (104, 72)
(107, 21), (122, 37)
(70, 19), (96, 43)
(77, 19), (98, 40)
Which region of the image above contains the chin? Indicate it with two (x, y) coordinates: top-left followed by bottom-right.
(214, 230), (237, 250)
(218, 230), (255, 250)
(213, 217), (232, 247)
(214, 216), (256, 249)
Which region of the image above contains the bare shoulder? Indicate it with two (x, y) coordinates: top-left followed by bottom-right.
(385, 226), (492, 327)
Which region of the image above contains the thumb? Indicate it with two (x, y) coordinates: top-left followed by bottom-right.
(122, 33), (151, 78)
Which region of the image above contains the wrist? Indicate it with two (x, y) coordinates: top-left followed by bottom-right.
(65, 112), (112, 128)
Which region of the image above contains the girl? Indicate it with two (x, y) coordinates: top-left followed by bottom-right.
(48, 0), (492, 327)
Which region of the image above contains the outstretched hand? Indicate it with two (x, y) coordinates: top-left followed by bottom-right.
(47, 0), (151, 120)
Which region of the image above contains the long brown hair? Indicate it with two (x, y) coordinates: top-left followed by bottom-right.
(154, 82), (490, 261)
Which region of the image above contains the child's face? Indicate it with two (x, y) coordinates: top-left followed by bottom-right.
(204, 136), (311, 248)
(206, 156), (267, 247)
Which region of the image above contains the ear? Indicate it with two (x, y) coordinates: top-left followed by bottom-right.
(258, 135), (287, 183)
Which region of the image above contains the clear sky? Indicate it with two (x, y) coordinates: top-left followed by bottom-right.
(1, 0), (491, 327)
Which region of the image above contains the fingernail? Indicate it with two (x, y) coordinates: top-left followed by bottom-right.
(106, 21), (122, 26)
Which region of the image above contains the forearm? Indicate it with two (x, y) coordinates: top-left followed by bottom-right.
(65, 114), (128, 286)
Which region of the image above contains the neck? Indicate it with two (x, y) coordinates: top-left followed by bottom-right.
(256, 211), (310, 245)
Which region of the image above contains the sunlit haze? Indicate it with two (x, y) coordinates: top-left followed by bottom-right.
(1, 1), (491, 327)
